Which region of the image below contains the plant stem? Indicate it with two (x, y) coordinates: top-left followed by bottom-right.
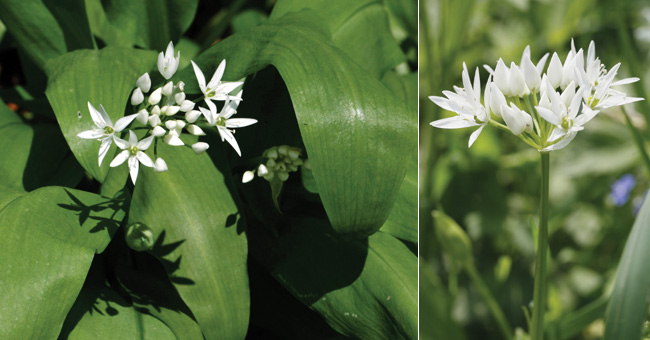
(622, 106), (650, 178)
(531, 152), (550, 340)
(465, 263), (513, 340)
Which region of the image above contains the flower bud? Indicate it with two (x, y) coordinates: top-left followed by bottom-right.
(186, 110), (201, 123)
(547, 52), (563, 89)
(131, 88), (144, 105)
(192, 142), (210, 154)
(158, 42), (180, 80)
(164, 133), (184, 146)
(509, 62), (529, 97)
(501, 103), (533, 135)
(278, 145), (288, 156)
(136, 73), (151, 93)
(165, 120), (177, 130)
(303, 159), (311, 170)
(125, 222), (154, 251)
(186, 124), (205, 136)
(258, 164), (269, 176)
(151, 105), (161, 116)
(488, 83), (507, 118)
(432, 210), (473, 268)
(162, 81), (174, 97)
(266, 159), (276, 168)
(242, 171), (255, 183)
(493, 59), (511, 95)
(148, 87), (162, 105)
(136, 109), (148, 125)
(521, 53), (541, 90)
(175, 120), (186, 130)
(174, 92), (186, 104)
(148, 114), (161, 127)
(152, 125), (166, 137)
(177, 81), (185, 92)
(154, 157), (168, 172)
(288, 149), (300, 160)
(278, 171), (289, 182)
(164, 105), (181, 116)
(180, 100), (195, 112)
(266, 148), (278, 159)
(263, 172), (274, 181)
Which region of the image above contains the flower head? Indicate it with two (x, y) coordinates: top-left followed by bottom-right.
(191, 59), (244, 113)
(158, 42), (180, 80)
(198, 91), (256, 156)
(77, 102), (138, 166)
(110, 130), (154, 185)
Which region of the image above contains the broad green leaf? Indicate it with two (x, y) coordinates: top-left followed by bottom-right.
(0, 0), (66, 68)
(270, 0), (405, 79)
(379, 153), (417, 242)
(604, 191), (650, 340)
(43, 0), (94, 51)
(266, 218), (417, 340)
(96, 0), (198, 50)
(232, 9), (269, 33)
(0, 97), (22, 127)
(419, 260), (466, 340)
(129, 141), (249, 340)
(0, 186), (127, 339)
(45, 47), (157, 182)
(383, 0), (418, 40)
(60, 257), (176, 340)
(178, 11), (415, 237)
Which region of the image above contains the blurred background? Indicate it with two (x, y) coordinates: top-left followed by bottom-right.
(419, 0), (650, 339)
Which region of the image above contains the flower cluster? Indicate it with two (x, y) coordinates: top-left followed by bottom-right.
(242, 145), (309, 183)
(429, 40), (643, 151)
(78, 41), (257, 184)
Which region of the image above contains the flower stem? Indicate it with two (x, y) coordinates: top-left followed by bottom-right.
(531, 152), (550, 340)
(622, 106), (650, 178)
(465, 263), (513, 340)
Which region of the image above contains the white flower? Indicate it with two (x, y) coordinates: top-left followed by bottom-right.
(192, 142), (210, 154)
(190, 59), (244, 113)
(163, 120), (184, 146)
(136, 73), (151, 93)
(180, 100), (195, 112)
(136, 109), (148, 125)
(536, 79), (598, 151)
(429, 63), (489, 147)
(152, 126), (166, 137)
(131, 88), (144, 105)
(186, 124), (205, 136)
(162, 81), (174, 97)
(110, 130), (154, 185)
(175, 92), (186, 104)
(520, 45), (549, 91)
(198, 91), (257, 156)
(162, 105), (181, 116)
(158, 41), (180, 80)
(501, 103), (533, 135)
(154, 157), (168, 172)
(257, 164), (269, 176)
(186, 110), (201, 123)
(77, 102), (138, 166)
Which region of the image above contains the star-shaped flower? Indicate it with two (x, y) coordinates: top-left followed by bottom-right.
(110, 130), (154, 185)
(190, 59), (244, 113)
(198, 91), (256, 156)
(77, 102), (138, 166)
(158, 41), (180, 80)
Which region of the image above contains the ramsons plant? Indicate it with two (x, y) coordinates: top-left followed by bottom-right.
(0, 1), (417, 339)
(430, 40), (643, 340)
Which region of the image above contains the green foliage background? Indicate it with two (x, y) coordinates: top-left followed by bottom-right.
(0, 0), (417, 339)
(420, 0), (650, 339)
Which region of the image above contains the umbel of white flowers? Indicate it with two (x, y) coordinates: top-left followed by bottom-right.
(429, 40), (643, 151)
(77, 41), (257, 185)
(242, 145), (310, 183)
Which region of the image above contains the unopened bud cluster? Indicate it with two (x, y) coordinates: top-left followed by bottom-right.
(242, 145), (310, 183)
(429, 40), (643, 151)
(77, 41), (257, 185)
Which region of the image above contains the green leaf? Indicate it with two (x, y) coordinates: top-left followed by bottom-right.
(95, 0), (198, 50)
(0, 0), (66, 68)
(419, 260), (466, 340)
(43, 0), (94, 51)
(266, 219), (417, 340)
(129, 141), (249, 340)
(0, 186), (127, 339)
(179, 11), (415, 237)
(45, 47), (157, 182)
(270, 0), (405, 78)
(60, 256), (176, 340)
(604, 192), (650, 340)
(379, 153), (417, 242)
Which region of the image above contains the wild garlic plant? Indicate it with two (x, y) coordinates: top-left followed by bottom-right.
(77, 41), (257, 185)
(429, 40), (643, 340)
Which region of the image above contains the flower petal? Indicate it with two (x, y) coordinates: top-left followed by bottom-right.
(203, 101), (217, 125)
(191, 60), (207, 93)
(137, 135), (154, 150)
(98, 104), (113, 127)
(113, 135), (130, 149)
(114, 113), (139, 132)
(536, 106), (562, 126)
(220, 128), (241, 156)
(226, 118), (257, 128)
(207, 59), (226, 90)
(87, 102), (106, 128)
(110, 150), (129, 167)
(128, 156), (139, 185)
(128, 130), (138, 145)
(430, 116), (478, 129)
(98, 137), (112, 166)
(77, 129), (104, 139)
(137, 151), (154, 167)
(468, 124), (485, 148)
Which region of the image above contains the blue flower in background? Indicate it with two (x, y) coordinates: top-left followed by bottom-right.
(610, 174), (636, 206)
